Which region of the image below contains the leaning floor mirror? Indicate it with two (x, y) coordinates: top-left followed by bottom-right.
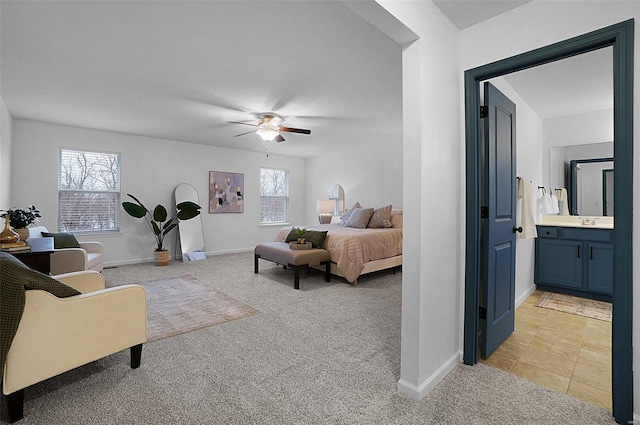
(174, 183), (206, 261)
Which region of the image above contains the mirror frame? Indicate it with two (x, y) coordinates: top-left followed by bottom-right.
(569, 156), (614, 215)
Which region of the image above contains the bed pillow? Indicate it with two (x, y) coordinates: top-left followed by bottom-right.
(41, 231), (80, 249)
(340, 202), (362, 226)
(284, 229), (328, 248)
(367, 205), (393, 228)
(345, 208), (374, 229)
(390, 209), (403, 228)
(304, 230), (328, 248)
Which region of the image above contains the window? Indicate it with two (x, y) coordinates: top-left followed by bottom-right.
(58, 149), (121, 233)
(260, 168), (289, 224)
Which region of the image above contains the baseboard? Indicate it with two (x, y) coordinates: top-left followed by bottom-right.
(397, 350), (462, 400)
(103, 248), (253, 268)
(515, 283), (536, 309)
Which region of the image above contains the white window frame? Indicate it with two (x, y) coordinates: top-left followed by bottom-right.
(260, 168), (289, 224)
(58, 148), (121, 233)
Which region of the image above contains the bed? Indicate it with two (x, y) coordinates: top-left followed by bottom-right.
(274, 209), (403, 284)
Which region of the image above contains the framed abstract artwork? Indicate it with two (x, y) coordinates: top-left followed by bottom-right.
(209, 171), (244, 213)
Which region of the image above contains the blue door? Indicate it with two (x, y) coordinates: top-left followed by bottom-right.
(480, 82), (517, 359)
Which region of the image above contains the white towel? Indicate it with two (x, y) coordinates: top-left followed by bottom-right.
(518, 178), (537, 239)
(556, 188), (570, 215)
(550, 192), (560, 214)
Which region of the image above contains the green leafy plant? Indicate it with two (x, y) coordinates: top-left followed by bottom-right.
(0, 205), (41, 229)
(293, 227), (306, 238)
(122, 194), (201, 252)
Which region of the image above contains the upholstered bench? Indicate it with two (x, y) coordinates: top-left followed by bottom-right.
(254, 242), (331, 289)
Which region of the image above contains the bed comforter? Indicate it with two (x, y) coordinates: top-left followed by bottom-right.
(275, 224), (403, 283)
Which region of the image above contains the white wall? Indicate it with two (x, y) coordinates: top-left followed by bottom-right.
(489, 77), (543, 307)
(304, 129), (403, 224)
(376, 0), (463, 399)
(461, 0), (639, 415)
(0, 98), (11, 208)
(10, 119), (305, 265)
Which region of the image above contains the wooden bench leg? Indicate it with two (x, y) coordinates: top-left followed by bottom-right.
(254, 254), (260, 274)
(291, 264), (300, 290)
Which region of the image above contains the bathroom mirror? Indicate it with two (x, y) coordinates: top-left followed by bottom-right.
(329, 184), (344, 216)
(174, 183), (206, 261)
(570, 157), (613, 216)
(549, 141), (613, 216)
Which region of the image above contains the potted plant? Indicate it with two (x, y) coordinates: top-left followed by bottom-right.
(293, 227), (306, 244)
(0, 205), (41, 242)
(122, 194), (201, 266)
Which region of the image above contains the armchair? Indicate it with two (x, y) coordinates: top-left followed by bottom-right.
(1, 253), (146, 423)
(27, 226), (104, 275)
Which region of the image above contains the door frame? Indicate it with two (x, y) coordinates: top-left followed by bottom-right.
(463, 19), (634, 424)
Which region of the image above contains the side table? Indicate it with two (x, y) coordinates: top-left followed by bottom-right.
(11, 249), (53, 274)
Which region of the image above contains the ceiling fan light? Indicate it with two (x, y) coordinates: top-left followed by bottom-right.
(257, 128), (279, 141)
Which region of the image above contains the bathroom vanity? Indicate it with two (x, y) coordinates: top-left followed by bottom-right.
(534, 217), (613, 302)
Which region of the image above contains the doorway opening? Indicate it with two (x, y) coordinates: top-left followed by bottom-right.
(463, 19), (634, 425)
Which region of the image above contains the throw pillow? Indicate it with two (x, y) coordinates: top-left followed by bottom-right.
(390, 209), (403, 228)
(345, 208), (375, 229)
(340, 202), (362, 226)
(285, 228), (299, 243)
(304, 230), (328, 248)
(367, 205), (393, 228)
(41, 232), (80, 249)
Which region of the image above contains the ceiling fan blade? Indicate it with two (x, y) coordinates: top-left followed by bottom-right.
(279, 126), (311, 135)
(234, 129), (257, 137)
(274, 134), (285, 143)
(228, 121), (258, 127)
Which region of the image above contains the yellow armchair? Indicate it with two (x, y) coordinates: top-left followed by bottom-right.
(2, 269), (146, 423)
(27, 226), (104, 274)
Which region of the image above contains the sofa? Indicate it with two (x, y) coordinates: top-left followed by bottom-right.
(27, 226), (104, 275)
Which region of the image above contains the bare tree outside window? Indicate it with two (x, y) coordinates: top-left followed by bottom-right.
(58, 149), (121, 232)
(260, 168), (289, 223)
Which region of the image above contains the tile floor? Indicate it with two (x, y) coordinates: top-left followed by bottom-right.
(480, 290), (612, 410)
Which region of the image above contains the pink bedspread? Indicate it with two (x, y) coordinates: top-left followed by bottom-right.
(275, 224), (403, 282)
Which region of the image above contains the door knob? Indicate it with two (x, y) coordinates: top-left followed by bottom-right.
(513, 226), (523, 233)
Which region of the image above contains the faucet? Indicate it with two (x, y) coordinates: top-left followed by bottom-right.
(592, 218), (598, 225)
(581, 217), (591, 225)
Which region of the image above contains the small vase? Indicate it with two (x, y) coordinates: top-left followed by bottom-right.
(154, 250), (170, 266)
(0, 214), (19, 244)
(15, 228), (30, 242)
(297, 238), (305, 244)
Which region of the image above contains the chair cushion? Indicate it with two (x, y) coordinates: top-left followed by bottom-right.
(41, 232), (80, 249)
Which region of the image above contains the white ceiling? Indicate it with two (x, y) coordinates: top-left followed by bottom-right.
(1, 1), (402, 158)
(1, 1), (613, 158)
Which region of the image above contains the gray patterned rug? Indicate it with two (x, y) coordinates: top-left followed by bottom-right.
(126, 275), (260, 342)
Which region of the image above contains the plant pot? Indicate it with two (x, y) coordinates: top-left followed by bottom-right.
(154, 250), (170, 266)
(15, 228), (30, 243)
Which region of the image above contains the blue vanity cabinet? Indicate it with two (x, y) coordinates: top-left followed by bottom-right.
(534, 225), (612, 301)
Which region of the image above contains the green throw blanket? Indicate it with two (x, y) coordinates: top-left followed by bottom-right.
(0, 252), (80, 381)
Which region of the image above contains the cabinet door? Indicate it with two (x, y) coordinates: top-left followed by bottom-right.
(535, 238), (583, 289)
(587, 242), (613, 294)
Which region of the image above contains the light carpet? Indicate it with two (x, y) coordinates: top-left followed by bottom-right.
(10, 253), (615, 424)
(125, 275), (260, 342)
(535, 291), (612, 322)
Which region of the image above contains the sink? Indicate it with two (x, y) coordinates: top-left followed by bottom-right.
(538, 215), (614, 229)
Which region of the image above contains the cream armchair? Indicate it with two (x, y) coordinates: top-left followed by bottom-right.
(2, 270), (146, 423)
(27, 226), (104, 275)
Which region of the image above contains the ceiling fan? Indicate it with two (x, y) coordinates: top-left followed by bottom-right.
(228, 113), (311, 142)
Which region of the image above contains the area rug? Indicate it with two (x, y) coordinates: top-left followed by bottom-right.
(131, 275), (260, 342)
(535, 291), (611, 322)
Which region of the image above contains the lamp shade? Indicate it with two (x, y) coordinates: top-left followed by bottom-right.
(316, 200), (334, 213)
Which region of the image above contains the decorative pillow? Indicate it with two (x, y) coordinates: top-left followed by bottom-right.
(284, 229), (328, 248)
(304, 230), (328, 248)
(390, 209), (403, 228)
(345, 208), (375, 229)
(41, 232), (80, 249)
(367, 205), (393, 228)
(340, 202), (362, 226)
